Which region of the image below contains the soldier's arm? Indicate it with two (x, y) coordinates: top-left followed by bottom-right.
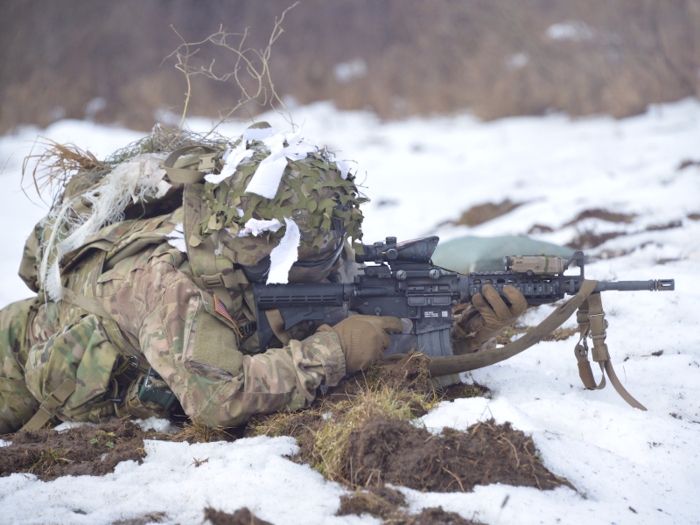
(138, 284), (346, 427)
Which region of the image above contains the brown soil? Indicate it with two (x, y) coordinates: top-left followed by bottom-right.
(392, 507), (483, 525)
(527, 224), (555, 234)
(337, 486), (407, 518)
(441, 200), (524, 228)
(688, 213), (700, 221)
(0, 418), (239, 481)
(441, 380), (491, 402)
(678, 160), (700, 170)
(338, 487), (483, 524)
(204, 507), (273, 525)
(646, 220), (682, 231)
(113, 512), (168, 525)
(563, 208), (637, 226)
(0, 419), (157, 481)
(344, 417), (573, 493)
(566, 230), (626, 250)
(245, 354), (443, 461)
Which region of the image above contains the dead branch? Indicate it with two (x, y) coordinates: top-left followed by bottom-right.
(165, 2), (299, 144)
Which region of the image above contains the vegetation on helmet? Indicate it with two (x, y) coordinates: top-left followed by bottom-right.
(198, 125), (367, 254)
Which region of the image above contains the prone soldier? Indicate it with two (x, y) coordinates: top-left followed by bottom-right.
(0, 124), (526, 433)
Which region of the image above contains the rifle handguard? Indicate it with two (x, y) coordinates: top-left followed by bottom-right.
(426, 280), (598, 376)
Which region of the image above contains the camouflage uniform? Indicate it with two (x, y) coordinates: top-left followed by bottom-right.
(0, 209), (346, 434)
(0, 130), (361, 434)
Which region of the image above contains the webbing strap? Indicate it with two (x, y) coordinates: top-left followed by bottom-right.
(20, 378), (76, 432)
(576, 293), (646, 411)
(425, 280), (599, 377)
(574, 297), (605, 389)
(265, 309), (292, 345)
(61, 286), (112, 319)
(162, 146), (218, 184)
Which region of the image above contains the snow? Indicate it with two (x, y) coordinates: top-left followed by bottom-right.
(1, 99), (699, 524)
(545, 21), (595, 41)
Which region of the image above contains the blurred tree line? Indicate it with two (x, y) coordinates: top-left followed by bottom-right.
(1, 0), (698, 134)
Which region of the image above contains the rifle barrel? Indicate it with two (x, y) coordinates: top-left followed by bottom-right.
(593, 279), (675, 292)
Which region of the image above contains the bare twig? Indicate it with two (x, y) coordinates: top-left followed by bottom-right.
(164, 3), (299, 144)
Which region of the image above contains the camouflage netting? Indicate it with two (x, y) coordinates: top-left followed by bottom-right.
(104, 125), (236, 169)
(25, 124), (367, 298)
(200, 137), (366, 254)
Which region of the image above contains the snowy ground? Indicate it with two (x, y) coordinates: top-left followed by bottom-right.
(1, 99), (699, 524)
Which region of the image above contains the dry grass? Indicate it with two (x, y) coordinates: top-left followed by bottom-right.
(167, 420), (238, 444)
(251, 379), (438, 483)
(21, 138), (107, 200)
(249, 354), (439, 483)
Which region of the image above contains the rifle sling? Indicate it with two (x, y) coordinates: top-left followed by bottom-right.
(423, 279), (646, 411)
(576, 293), (646, 411)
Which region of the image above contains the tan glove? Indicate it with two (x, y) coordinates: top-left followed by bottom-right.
(451, 284), (527, 354)
(317, 315), (404, 373)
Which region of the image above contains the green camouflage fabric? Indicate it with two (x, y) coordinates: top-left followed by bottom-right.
(1, 299), (39, 433)
(1, 211), (346, 433)
(195, 128), (367, 256)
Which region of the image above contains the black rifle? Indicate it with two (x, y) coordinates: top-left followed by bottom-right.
(254, 236), (674, 364)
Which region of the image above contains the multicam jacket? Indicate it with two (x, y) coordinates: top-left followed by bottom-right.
(0, 202), (346, 434)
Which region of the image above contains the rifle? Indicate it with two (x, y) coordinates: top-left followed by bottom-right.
(253, 236), (674, 405)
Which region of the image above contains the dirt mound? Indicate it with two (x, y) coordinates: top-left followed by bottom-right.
(440, 380), (491, 402)
(113, 512), (168, 525)
(0, 418), (238, 481)
(564, 208), (637, 226)
(566, 230), (626, 250)
(344, 417), (572, 493)
(0, 419), (158, 481)
(247, 354), (483, 465)
(337, 487), (483, 525)
(204, 507), (273, 525)
(394, 507), (482, 525)
(337, 486), (406, 519)
(440, 199), (524, 228)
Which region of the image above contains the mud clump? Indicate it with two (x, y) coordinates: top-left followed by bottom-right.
(678, 159), (700, 171)
(645, 220), (682, 231)
(248, 356), (572, 498)
(204, 507), (273, 525)
(564, 208), (637, 226)
(338, 488), (484, 524)
(440, 199), (524, 228)
(527, 223), (555, 234)
(441, 380), (491, 401)
(344, 417), (572, 493)
(0, 419), (156, 481)
(0, 417), (237, 481)
(337, 486), (406, 518)
(394, 507), (483, 525)
(113, 512), (168, 525)
(566, 230), (626, 250)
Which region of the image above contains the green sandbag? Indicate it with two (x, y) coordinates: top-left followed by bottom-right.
(431, 235), (574, 273)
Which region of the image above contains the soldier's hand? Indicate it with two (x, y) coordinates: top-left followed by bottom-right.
(451, 285), (527, 354)
(472, 284), (527, 332)
(317, 315), (404, 373)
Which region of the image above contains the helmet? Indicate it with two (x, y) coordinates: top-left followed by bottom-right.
(197, 123), (366, 283)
